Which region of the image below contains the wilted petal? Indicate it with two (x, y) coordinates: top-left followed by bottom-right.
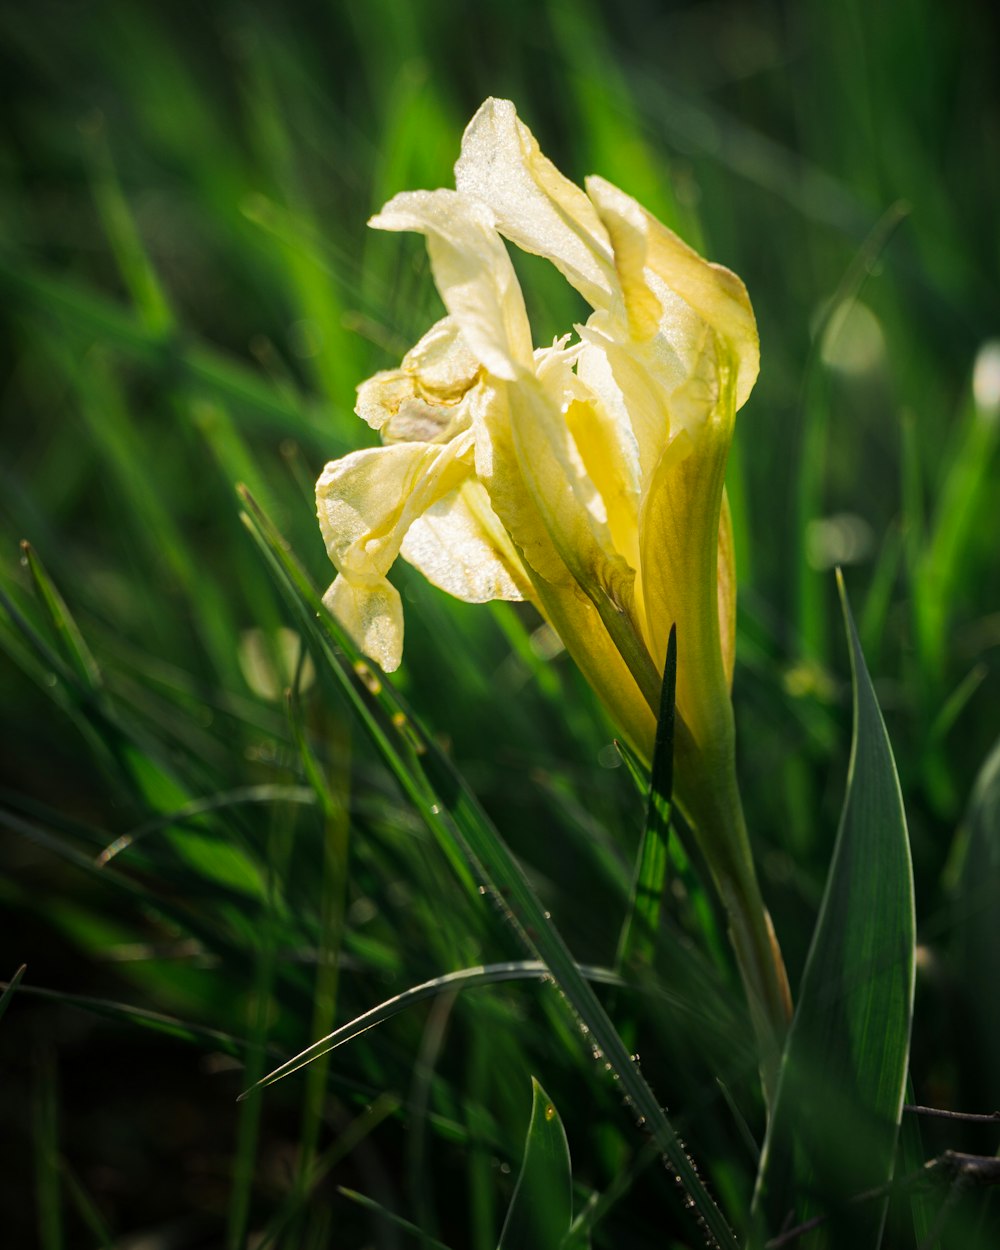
(400, 478), (529, 603)
(316, 437), (472, 583)
(323, 573), (404, 672)
(356, 317), (480, 441)
(370, 189), (533, 380)
(455, 97), (617, 311)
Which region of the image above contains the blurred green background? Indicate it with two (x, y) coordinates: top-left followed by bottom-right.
(2, 1), (998, 1246)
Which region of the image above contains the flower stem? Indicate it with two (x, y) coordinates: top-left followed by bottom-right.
(677, 725), (793, 1108)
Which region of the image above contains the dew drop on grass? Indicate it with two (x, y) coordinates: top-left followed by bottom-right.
(544, 1103), (556, 1121)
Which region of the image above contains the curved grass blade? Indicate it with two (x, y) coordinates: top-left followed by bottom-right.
(338, 1187), (456, 1250)
(239, 491), (739, 1249)
(616, 626), (676, 974)
(241, 961), (628, 1098)
(751, 572), (915, 1246)
(498, 1078), (572, 1250)
(0, 964), (27, 1027)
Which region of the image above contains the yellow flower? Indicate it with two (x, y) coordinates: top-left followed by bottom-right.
(317, 99), (790, 1088)
(318, 98), (758, 759)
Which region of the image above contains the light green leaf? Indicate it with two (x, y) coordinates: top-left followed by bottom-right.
(751, 572), (915, 1246)
(498, 1078), (572, 1250)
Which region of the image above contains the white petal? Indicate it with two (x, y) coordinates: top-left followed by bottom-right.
(370, 189), (533, 380)
(455, 98), (617, 311)
(323, 574), (404, 672)
(401, 480), (527, 603)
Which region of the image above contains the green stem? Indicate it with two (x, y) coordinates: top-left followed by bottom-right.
(677, 725), (792, 1108)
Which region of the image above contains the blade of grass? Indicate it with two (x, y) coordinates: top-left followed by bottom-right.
(0, 252), (327, 438)
(751, 572), (915, 1245)
(0, 964), (27, 1026)
(338, 1186), (456, 1250)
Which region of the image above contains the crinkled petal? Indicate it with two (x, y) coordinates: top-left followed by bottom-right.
(316, 436), (472, 583)
(355, 317), (480, 440)
(370, 189), (532, 380)
(587, 175), (759, 409)
(401, 479), (529, 603)
(455, 98), (617, 311)
(323, 573), (404, 672)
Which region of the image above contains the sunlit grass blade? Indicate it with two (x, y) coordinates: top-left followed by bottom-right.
(616, 625), (676, 975)
(751, 573), (915, 1245)
(241, 961), (629, 1098)
(238, 491), (740, 1248)
(0, 253), (325, 437)
(497, 1078), (572, 1250)
(82, 111), (175, 337)
(21, 542), (102, 692)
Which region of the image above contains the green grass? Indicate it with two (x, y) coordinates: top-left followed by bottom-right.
(1, 1), (998, 1246)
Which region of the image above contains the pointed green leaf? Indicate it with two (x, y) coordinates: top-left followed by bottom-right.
(752, 573), (915, 1245)
(498, 1078), (572, 1250)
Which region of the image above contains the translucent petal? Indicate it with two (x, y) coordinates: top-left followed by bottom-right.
(323, 574), (404, 673)
(316, 436), (472, 583)
(455, 97), (616, 311)
(401, 479), (528, 603)
(370, 189), (533, 380)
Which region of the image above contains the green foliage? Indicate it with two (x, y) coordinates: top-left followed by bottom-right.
(1, 1), (998, 1247)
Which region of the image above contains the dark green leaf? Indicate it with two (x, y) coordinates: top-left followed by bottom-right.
(752, 573), (915, 1246)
